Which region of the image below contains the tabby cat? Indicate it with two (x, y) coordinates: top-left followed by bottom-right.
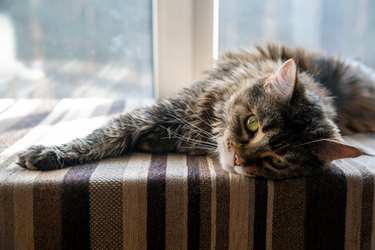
(17, 45), (375, 179)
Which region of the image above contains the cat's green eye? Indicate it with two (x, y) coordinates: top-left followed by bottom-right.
(268, 157), (287, 169)
(246, 115), (259, 132)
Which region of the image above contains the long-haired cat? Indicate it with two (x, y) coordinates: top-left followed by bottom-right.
(17, 45), (375, 179)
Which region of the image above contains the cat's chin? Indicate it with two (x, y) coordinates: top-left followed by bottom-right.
(234, 166), (257, 177)
(219, 151), (235, 173)
(220, 151), (257, 177)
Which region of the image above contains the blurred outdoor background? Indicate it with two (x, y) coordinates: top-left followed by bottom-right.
(0, 0), (374, 98)
(0, 0), (153, 98)
(220, 0), (375, 64)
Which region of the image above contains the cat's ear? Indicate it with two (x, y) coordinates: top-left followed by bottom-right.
(264, 59), (298, 103)
(314, 139), (363, 164)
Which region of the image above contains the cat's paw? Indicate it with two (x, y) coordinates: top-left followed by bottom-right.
(17, 145), (62, 170)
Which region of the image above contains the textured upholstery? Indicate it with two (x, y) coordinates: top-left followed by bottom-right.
(0, 98), (374, 249)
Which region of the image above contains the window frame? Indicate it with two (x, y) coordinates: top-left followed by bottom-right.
(152, 0), (218, 98)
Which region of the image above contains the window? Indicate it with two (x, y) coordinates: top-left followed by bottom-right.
(156, 0), (375, 97)
(219, 0), (375, 67)
(0, 0), (153, 98)
(1, 0), (374, 99)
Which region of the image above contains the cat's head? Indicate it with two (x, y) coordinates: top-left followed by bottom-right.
(217, 59), (362, 179)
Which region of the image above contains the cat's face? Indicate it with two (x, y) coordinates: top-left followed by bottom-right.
(217, 59), (362, 179)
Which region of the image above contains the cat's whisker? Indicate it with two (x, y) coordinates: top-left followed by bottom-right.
(161, 135), (217, 150)
(170, 107), (214, 134)
(180, 146), (217, 151)
(161, 137), (216, 150)
(56, 157), (64, 169)
(168, 112), (213, 139)
(159, 125), (217, 148)
(203, 109), (214, 124)
(168, 133), (217, 147)
(293, 138), (337, 148)
(180, 99), (214, 129)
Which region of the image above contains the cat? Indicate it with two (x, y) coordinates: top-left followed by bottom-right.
(17, 44), (375, 179)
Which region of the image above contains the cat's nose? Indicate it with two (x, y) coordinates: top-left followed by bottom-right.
(234, 154), (244, 166)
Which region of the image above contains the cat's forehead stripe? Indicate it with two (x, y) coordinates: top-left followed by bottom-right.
(262, 121), (277, 133)
(269, 133), (289, 145)
(250, 129), (266, 145)
(232, 114), (249, 140)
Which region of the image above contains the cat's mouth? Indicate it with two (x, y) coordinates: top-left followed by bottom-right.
(234, 154), (244, 166)
(233, 154), (258, 177)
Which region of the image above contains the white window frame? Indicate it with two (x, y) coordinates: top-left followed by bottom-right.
(152, 0), (218, 98)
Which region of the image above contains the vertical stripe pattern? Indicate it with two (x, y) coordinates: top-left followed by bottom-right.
(197, 157), (212, 250)
(253, 177), (268, 250)
(123, 153), (150, 250)
(33, 168), (69, 250)
(62, 164), (97, 250)
(305, 166), (347, 249)
(0, 99), (375, 250)
(272, 178), (306, 249)
(213, 159), (230, 249)
(187, 156), (201, 249)
(90, 160), (125, 250)
(360, 165), (374, 249)
(165, 154), (188, 250)
(229, 173), (250, 250)
(147, 154), (167, 250)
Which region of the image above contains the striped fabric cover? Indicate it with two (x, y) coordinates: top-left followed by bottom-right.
(0, 98), (374, 250)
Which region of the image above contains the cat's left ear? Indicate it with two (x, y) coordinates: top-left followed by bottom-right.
(314, 139), (363, 164)
(264, 59), (298, 103)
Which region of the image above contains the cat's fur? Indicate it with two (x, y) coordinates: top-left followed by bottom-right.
(17, 44), (375, 179)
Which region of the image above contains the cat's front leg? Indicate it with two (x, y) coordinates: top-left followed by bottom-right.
(17, 99), (214, 170)
(16, 121), (132, 170)
(17, 102), (158, 170)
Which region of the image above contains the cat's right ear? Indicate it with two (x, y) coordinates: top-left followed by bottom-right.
(264, 59), (298, 103)
(313, 139), (363, 164)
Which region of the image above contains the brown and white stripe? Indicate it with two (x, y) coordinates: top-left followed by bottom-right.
(0, 99), (374, 250)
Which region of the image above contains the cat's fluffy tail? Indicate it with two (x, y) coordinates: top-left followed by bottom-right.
(334, 60), (375, 135)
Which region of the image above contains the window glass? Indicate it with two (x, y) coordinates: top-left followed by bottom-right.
(0, 0), (153, 98)
(219, 0), (375, 67)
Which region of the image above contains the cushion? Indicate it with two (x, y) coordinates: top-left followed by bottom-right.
(0, 98), (374, 249)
